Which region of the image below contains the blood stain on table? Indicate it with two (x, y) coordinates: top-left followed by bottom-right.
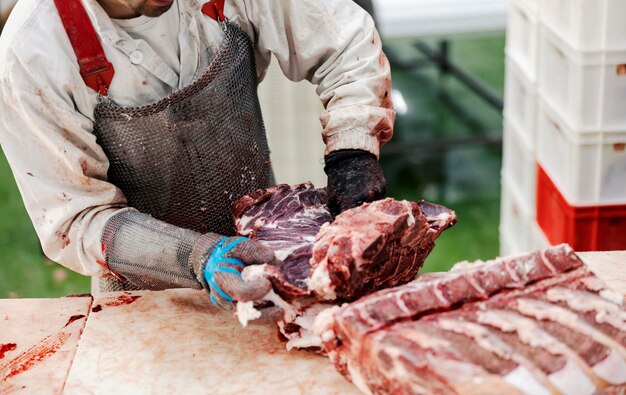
(64, 315), (86, 327)
(104, 294), (142, 308)
(0, 343), (17, 359)
(1, 332), (71, 382)
(91, 304), (103, 313)
(65, 293), (92, 298)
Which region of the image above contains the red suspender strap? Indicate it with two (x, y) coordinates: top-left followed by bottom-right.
(202, 0), (226, 22)
(54, 0), (115, 95)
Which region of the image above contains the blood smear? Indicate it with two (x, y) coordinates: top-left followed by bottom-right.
(0, 343), (17, 359)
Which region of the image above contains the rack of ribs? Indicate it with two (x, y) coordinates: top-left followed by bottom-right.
(315, 244), (626, 395)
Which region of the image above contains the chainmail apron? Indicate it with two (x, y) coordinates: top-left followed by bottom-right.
(93, 22), (273, 292)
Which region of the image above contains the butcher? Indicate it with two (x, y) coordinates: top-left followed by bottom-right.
(0, 0), (394, 310)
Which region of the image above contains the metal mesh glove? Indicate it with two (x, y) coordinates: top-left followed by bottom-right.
(102, 211), (276, 309)
(324, 149), (387, 217)
(102, 210), (202, 290)
(189, 234), (278, 309)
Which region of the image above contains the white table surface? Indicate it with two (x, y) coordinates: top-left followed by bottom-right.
(0, 251), (624, 394)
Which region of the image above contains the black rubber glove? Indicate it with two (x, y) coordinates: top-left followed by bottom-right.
(324, 149), (387, 217)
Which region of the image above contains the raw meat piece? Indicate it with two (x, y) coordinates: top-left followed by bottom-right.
(308, 199), (457, 301)
(232, 183), (456, 349)
(315, 244), (626, 395)
(233, 183), (332, 298)
(232, 183), (457, 302)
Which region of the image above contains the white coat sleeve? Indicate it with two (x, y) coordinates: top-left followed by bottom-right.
(230, 0), (395, 158)
(0, 49), (128, 278)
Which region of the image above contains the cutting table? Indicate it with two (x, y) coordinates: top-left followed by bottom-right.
(1, 251), (624, 394)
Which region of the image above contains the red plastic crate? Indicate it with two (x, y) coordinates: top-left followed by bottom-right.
(536, 164), (626, 251)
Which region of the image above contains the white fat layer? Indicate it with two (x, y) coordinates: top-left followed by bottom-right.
(284, 304), (333, 350)
(405, 202), (416, 226)
(548, 360), (596, 395)
(346, 361), (373, 395)
(424, 354), (524, 395)
(477, 309), (562, 349)
(545, 288), (626, 331)
(236, 301), (262, 327)
(236, 213), (255, 234)
(312, 306), (341, 334)
(437, 319), (509, 354)
(307, 266), (336, 300)
(464, 272), (487, 295)
(502, 262), (521, 283)
(592, 350), (626, 384)
(451, 259), (486, 271)
(515, 298), (626, 361)
(580, 276), (624, 306)
(286, 329), (322, 350)
(583, 276), (608, 292)
(313, 306), (343, 345)
(600, 289), (625, 306)
(421, 354), (526, 395)
(539, 249), (557, 274)
(424, 353), (485, 381)
(394, 292), (413, 315)
(593, 350), (626, 384)
(374, 342), (453, 395)
(433, 211), (451, 222)
(399, 329), (452, 351)
(358, 300), (389, 328)
(235, 289), (297, 329)
(504, 366), (552, 395)
(272, 240), (313, 261)
(274, 249), (291, 261)
(238, 199), (329, 234)
(436, 318), (558, 393)
(477, 309), (603, 388)
(519, 255), (542, 280)
(431, 280), (450, 305)
(267, 290), (297, 322)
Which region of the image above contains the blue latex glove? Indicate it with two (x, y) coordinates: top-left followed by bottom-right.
(204, 236), (247, 304)
(190, 233), (280, 309)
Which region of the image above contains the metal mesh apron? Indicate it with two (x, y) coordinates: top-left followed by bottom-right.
(93, 22), (272, 292)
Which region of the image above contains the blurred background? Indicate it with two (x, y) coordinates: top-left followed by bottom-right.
(1, 0), (507, 297)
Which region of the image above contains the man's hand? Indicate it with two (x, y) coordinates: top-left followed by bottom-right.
(190, 234), (279, 309)
(324, 149), (387, 217)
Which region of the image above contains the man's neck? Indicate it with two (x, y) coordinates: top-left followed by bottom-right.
(97, 0), (140, 19)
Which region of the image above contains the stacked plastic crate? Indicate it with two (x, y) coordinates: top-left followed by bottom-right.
(501, 0), (626, 255)
(500, 0), (542, 255)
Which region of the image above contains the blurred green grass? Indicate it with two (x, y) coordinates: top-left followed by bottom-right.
(0, 33), (505, 298)
(0, 151), (91, 298)
(382, 34), (505, 272)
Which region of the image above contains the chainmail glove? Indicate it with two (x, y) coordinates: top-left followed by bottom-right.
(102, 211), (280, 316)
(324, 149), (388, 217)
(190, 234), (279, 309)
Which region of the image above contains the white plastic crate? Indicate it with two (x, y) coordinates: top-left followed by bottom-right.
(505, 0), (539, 80)
(503, 56), (537, 148)
(500, 229), (525, 257)
(540, 0), (626, 52)
(502, 120), (536, 214)
(530, 220), (551, 250)
(516, 0), (538, 14)
(536, 97), (626, 206)
(538, 26), (626, 131)
(500, 177), (534, 256)
(374, 0), (508, 39)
